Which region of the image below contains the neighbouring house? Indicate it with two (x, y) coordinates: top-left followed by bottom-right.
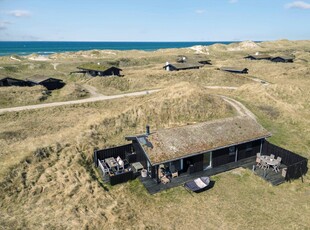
(73, 63), (122, 77)
(0, 77), (28, 87)
(93, 116), (307, 193)
(270, 56), (294, 63)
(220, 67), (249, 74)
(163, 62), (203, 71)
(244, 54), (271, 60)
(27, 75), (65, 90)
(198, 60), (212, 65)
(176, 55), (187, 63)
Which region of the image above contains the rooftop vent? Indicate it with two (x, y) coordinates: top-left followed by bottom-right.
(146, 125), (150, 136)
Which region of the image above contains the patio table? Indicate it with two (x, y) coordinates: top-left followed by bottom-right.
(105, 157), (118, 169)
(260, 155), (279, 172)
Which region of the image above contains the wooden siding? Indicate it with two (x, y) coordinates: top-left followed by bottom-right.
(132, 140), (148, 169)
(262, 141), (308, 181)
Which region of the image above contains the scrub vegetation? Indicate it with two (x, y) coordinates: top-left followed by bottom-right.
(0, 40), (309, 229)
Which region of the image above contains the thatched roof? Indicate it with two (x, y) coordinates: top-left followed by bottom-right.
(136, 116), (270, 165)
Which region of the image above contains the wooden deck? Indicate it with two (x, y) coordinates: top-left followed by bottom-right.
(139, 156), (286, 195)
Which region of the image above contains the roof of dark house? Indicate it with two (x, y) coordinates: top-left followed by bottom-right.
(198, 60), (212, 64)
(245, 54), (271, 60)
(27, 75), (63, 83)
(271, 56), (294, 61)
(0, 77), (25, 82)
(77, 63), (122, 72)
(220, 67), (248, 72)
(135, 116), (271, 165)
(163, 62), (204, 70)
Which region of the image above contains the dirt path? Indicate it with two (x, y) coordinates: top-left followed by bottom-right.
(220, 95), (256, 120)
(205, 86), (238, 90)
(0, 89), (160, 114)
(51, 63), (59, 70)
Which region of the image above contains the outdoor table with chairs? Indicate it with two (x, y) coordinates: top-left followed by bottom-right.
(256, 153), (282, 173)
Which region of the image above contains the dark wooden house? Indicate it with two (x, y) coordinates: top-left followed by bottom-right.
(94, 116), (308, 191)
(125, 117), (270, 182)
(27, 75), (65, 90)
(198, 60), (212, 65)
(0, 77), (28, 87)
(244, 54), (271, 60)
(75, 64), (122, 77)
(163, 62), (203, 71)
(270, 56), (294, 63)
(220, 67), (248, 74)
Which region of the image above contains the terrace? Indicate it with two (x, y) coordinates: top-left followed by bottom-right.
(139, 156), (287, 195)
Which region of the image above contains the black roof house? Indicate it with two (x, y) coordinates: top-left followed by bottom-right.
(94, 116), (307, 193)
(244, 54), (271, 60)
(270, 56), (294, 63)
(163, 62), (203, 71)
(27, 75), (65, 90)
(73, 63), (122, 77)
(220, 67), (249, 74)
(198, 60), (212, 65)
(0, 77), (28, 87)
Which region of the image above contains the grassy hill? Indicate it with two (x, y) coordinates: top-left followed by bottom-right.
(0, 40), (309, 229)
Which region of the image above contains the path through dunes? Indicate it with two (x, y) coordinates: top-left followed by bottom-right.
(0, 89), (160, 113)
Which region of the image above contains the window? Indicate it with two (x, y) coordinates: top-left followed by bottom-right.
(229, 146), (236, 156)
(203, 152), (212, 170)
(246, 142), (253, 151)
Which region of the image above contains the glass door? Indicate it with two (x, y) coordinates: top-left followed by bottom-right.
(203, 151), (212, 170)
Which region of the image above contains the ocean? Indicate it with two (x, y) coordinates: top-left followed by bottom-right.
(0, 41), (238, 56)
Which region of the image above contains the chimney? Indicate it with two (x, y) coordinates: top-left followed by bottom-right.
(165, 61), (170, 71)
(146, 125), (150, 136)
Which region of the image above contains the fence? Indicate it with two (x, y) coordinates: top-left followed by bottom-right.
(262, 141), (308, 181)
(93, 144), (133, 167)
(94, 143), (136, 185)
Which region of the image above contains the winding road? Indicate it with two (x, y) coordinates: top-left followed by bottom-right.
(0, 85), (257, 122)
(0, 89), (160, 114)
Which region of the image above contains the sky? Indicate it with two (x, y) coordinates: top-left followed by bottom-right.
(0, 0), (309, 41)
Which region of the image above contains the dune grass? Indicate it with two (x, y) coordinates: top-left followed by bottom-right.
(0, 40), (310, 229)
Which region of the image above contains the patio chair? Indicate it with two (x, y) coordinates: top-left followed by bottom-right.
(261, 161), (269, 170)
(256, 152), (261, 157)
(275, 157), (282, 173)
(273, 164), (280, 173)
(256, 157), (262, 168)
(270, 154), (275, 160)
(161, 175), (170, 184)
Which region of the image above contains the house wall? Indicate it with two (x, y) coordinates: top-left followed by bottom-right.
(271, 58), (293, 63)
(94, 143), (133, 166)
(103, 68), (121, 76)
(183, 154), (204, 173)
(186, 139), (263, 170)
(42, 79), (65, 90)
(132, 140), (148, 169)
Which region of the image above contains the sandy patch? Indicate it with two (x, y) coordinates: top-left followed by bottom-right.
(28, 55), (50, 61)
(189, 45), (210, 54)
